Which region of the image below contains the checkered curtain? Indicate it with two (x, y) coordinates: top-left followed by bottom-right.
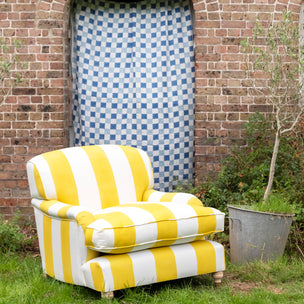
(71, 0), (195, 191)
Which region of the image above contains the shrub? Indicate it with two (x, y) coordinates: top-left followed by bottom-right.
(0, 213), (27, 254)
(201, 112), (304, 214)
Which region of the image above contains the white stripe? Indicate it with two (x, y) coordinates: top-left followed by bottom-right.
(100, 145), (137, 204)
(66, 206), (90, 220)
(81, 261), (95, 291)
(160, 203), (198, 237)
(47, 202), (68, 217)
(137, 148), (154, 189)
(173, 235), (197, 245)
(92, 208), (157, 249)
(77, 224), (89, 266)
(128, 250), (157, 286)
(207, 240), (225, 272)
(52, 218), (64, 282)
(210, 208), (225, 231)
(171, 193), (196, 204)
(27, 162), (40, 199)
(82, 257), (114, 292)
(170, 243), (198, 278)
(32, 155), (57, 199)
(34, 209), (46, 274)
(61, 147), (101, 210)
(70, 223), (86, 285)
(121, 206), (158, 245)
(98, 257), (115, 292)
(88, 219), (114, 250)
(146, 190), (166, 202)
(32, 198), (43, 209)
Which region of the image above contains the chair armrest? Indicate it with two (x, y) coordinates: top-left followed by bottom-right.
(31, 198), (95, 230)
(142, 189), (203, 206)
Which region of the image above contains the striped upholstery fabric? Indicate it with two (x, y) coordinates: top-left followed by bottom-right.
(82, 240), (225, 292)
(27, 145), (154, 209)
(27, 145), (225, 293)
(86, 203), (224, 253)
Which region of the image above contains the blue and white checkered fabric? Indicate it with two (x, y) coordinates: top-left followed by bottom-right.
(71, 0), (195, 191)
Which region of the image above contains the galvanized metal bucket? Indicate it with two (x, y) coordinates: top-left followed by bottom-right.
(228, 205), (294, 264)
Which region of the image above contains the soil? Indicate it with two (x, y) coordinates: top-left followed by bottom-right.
(20, 224), (40, 257)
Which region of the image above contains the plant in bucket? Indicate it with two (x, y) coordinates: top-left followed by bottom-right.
(227, 10), (304, 263)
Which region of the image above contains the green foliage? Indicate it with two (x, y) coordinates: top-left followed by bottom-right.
(242, 193), (298, 215)
(200, 112), (304, 215)
(0, 213), (27, 254)
(1, 252), (303, 303)
(241, 10), (304, 107)
(240, 10), (304, 203)
(0, 37), (24, 105)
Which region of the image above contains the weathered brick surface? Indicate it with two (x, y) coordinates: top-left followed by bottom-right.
(0, 0), (70, 220)
(194, 0), (302, 184)
(0, 0), (302, 219)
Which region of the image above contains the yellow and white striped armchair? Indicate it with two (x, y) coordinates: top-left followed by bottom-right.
(27, 145), (225, 298)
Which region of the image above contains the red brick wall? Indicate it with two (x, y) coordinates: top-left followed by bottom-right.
(0, 0), (302, 219)
(193, 0), (302, 181)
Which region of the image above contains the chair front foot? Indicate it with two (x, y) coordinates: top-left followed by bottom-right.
(101, 291), (114, 300)
(213, 271), (224, 287)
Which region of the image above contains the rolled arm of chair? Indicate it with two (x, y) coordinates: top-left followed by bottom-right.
(142, 189), (203, 206)
(31, 198), (95, 230)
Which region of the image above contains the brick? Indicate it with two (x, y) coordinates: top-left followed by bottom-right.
(222, 105), (248, 112)
(196, 88), (221, 95)
(1, 0), (303, 221)
(38, 20), (63, 29)
(249, 105), (273, 112)
(196, 70), (221, 78)
(222, 37), (243, 45)
(222, 88), (247, 96)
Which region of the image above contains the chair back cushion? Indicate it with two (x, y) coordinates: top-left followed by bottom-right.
(27, 145), (154, 209)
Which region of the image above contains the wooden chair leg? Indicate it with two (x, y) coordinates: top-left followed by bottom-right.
(213, 271), (224, 287)
(101, 291), (114, 300)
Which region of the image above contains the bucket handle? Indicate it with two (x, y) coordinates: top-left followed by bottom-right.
(228, 217), (242, 231)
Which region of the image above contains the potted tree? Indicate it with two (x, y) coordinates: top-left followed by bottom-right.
(228, 10), (304, 263)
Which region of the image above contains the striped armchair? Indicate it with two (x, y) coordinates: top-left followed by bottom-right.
(27, 145), (225, 298)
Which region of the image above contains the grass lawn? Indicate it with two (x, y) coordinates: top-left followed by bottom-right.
(0, 251), (303, 304)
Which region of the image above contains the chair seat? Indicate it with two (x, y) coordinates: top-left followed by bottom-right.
(85, 202), (225, 254)
(81, 239), (225, 292)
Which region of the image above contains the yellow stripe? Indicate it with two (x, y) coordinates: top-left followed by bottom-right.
(43, 215), (54, 277)
(194, 207), (217, 234)
(75, 210), (95, 231)
(33, 165), (46, 199)
(82, 145), (119, 209)
(191, 241), (217, 274)
(120, 145), (149, 201)
(106, 254), (135, 290)
(90, 263), (105, 292)
(85, 248), (100, 263)
(57, 205), (72, 218)
(188, 196), (203, 206)
(94, 212), (136, 250)
(39, 200), (59, 215)
(132, 203), (177, 247)
(85, 228), (95, 248)
(43, 150), (79, 205)
(152, 247), (177, 282)
(160, 193), (176, 202)
(61, 221), (73, 284)
(142, 189), (156, 201)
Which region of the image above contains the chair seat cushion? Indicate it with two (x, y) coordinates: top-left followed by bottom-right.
(85, 202), (225, 254)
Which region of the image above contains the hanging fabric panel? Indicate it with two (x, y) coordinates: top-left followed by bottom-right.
(71, 0), (195, 191)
